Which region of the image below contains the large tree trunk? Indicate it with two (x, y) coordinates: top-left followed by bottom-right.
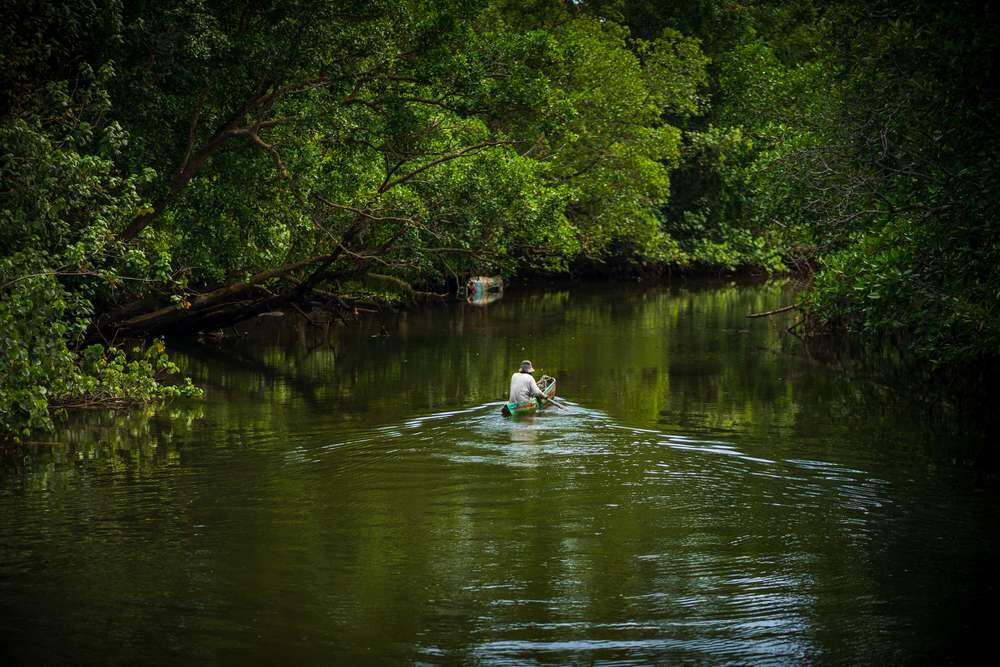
(97, 253), (336, 338)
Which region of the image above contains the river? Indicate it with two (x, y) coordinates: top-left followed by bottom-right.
(1, 279), (995, 663)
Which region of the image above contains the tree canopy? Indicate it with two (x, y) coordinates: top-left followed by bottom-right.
(2, 0), (998, 437)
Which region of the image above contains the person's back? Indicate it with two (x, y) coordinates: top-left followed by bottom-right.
(508, 360), (544, 404)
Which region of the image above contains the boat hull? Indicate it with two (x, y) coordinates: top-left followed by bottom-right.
(502, 375), (556, 416)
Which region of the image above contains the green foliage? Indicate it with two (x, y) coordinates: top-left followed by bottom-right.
(75, 340), (203, 406)
(0, 268), (200, 439)
(744, 1), (1000, 368)
(3, 0), (712, 436)
(6, 0), (997, 438)
(0, 28), (198, 439)
(640, 0), (999, 369)
(538, 18), (692, 262)
(0, 273), (81, 436)
(662, 125), (785, 272)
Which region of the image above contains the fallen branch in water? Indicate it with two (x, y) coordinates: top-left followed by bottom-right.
(747, 304), (799, 318)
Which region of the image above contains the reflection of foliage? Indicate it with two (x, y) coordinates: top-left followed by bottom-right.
(166, 281), (810, 431)
(30, 280), (987, 487)
(7, 401), (205, 490)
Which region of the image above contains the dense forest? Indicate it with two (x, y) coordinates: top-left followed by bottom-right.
(2, 0), (998, 438)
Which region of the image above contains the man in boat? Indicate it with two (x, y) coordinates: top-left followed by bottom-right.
(508, 360), (547, 407)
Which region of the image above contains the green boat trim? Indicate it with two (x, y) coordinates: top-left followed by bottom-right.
(501, 375), (557, 417)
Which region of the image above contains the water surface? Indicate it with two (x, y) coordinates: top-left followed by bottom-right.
(1, 280), (995, 663)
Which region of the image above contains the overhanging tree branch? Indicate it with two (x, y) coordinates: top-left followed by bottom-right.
(378, 140), (517, 193)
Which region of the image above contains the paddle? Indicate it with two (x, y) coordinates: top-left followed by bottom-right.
(543, 396), (569, 411)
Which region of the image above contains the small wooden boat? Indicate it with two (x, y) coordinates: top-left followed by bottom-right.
(466, 276), (503, 305)
(501, 375), (557, 417)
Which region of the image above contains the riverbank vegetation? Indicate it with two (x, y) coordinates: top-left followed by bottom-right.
(2, 0), (997, 437)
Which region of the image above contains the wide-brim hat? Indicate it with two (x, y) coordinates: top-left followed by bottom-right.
(519, 360), (535, 373)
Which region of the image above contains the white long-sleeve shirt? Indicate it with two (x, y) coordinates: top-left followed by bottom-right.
(508, 372), (545, 404)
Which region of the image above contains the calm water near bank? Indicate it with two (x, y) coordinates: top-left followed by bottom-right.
(1, 279), (996, 663)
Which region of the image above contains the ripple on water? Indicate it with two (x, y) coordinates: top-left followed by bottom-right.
(287, 403), (895, 542)
(2, 282), (996, 666)
(1, 403), (903, 665)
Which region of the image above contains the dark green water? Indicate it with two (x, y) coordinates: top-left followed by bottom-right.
(1, 280), (996, 664)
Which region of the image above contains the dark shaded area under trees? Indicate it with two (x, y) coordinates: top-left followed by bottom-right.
(2, 0), (998, 437)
